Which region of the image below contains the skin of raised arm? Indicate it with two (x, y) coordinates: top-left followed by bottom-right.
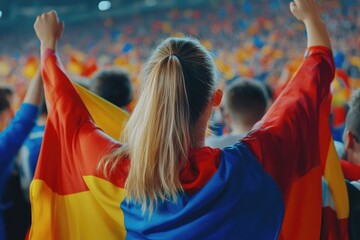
(23, 70), (44, 106)
(290, 0), (331, 49)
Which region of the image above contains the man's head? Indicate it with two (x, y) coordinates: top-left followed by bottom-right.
(0, 89), (11, 131)
(344, 89), (360, 165)
(0, 87), (14, 106)
(90, 68), (133, 109)
(223, 78), (268, 134)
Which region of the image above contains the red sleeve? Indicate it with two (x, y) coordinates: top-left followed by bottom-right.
(38, 49), (120, 194)
(242, 46), (335, 195)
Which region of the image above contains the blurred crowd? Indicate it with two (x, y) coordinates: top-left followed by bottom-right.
(0, 0), (359, 110)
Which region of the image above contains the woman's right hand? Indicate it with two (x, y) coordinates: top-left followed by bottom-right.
(34, 10), (64, 51)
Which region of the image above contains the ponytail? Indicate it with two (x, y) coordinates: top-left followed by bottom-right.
(99, 37), (216, 215)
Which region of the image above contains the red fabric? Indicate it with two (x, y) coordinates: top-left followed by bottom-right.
(180, 147), (220, 195)
(38, 50), (120, 194)
(242, 46), (335, 239)
(332, 106), (347, 127)
(243, 46), (334, 195)
(321, 207), (349, 240)
(336, 69), (350, 88)
(341, 160), (360, 181)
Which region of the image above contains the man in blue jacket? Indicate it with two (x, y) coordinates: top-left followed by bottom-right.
(0, 71), (43, 239)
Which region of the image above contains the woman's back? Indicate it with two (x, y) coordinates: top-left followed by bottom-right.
(30, 1), (341, 238)
(122, 143), (283, 239)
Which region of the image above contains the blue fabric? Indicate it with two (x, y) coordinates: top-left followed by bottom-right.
(0, 103), (38, 239)
(18, 124), (45, 183)
(331, 124), (345, 143)
(122, 142), (284, 239)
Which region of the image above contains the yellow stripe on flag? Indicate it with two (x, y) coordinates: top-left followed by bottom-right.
(29, 178), (126, 240)
(324, 139), (349, 219)
(73, 83), (129, 139)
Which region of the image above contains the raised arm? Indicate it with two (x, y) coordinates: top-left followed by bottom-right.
(242, 0), (334, 197)
(241, 1), (335, 238)
(33, 11), (119, 185)
(23, 70), (44, 106)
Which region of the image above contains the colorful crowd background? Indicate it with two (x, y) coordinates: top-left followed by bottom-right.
(0, 0), (359, 135)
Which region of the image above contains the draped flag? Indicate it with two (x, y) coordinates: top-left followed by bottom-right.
(29, 47), (349, 239)
(242, 46), (349, 239)
(73, 83), (128, 140)
(321, 139), (349, 239)
(29, 77), (129, 239)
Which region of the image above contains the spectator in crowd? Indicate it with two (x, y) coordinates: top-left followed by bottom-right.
(0, 71), (43, 240)
(341, 89), (360, 181)
(2, 99), (47, 240)
(18, 99), (47, 200)
(0, 87), (14, 109)
(206, 78), (268, 148)
(0, 90), (11, 131)
(89, 68), (133, 110)
(335, 89), (360, 240)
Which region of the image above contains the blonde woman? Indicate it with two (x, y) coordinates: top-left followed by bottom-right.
(33, 0), (334, 238)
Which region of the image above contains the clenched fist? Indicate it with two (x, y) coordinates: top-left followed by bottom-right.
(34, 10), (64, 50)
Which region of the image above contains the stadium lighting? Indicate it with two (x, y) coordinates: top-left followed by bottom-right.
(98, 1), (111, 11)
(0, 10), (2, 19)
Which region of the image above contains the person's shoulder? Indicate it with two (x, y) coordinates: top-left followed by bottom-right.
(206, 134), (244, 149)
(205, 135), (223, 148)
(220, 141), (259, 168)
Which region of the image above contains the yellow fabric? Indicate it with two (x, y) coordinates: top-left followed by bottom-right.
(73, 83), (129, 139)
(324, 140), (349, 219)
(29, 83), (129, 239)
(29, 177), (126, 240)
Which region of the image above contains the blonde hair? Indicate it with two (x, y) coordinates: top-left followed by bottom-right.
(99, 37), (216, 215)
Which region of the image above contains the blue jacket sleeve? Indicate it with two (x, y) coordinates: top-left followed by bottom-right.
(0, 103), (39, 169)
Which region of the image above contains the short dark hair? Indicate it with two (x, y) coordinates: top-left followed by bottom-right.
(224, 79), (268, 126)
(0, 87), (14, 98)
(0, 87), (14, 106)
(90, 68), (133, 108)
(0, 89), (10, 113)
(346, 89), (360, 142)
(39, 99), (47, 116)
